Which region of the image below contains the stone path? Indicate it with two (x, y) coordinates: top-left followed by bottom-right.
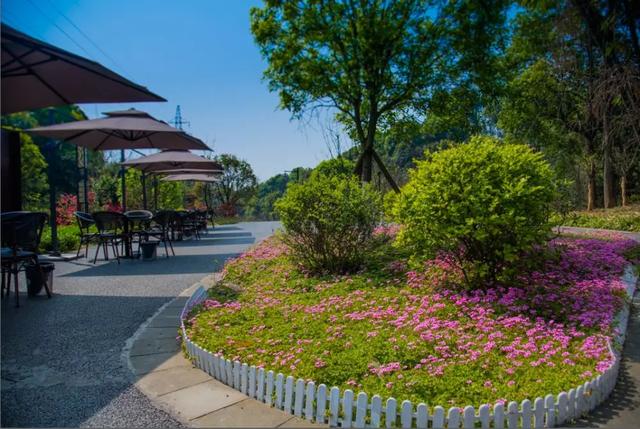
(125, 281), (313, 428)
(1, 222), (282, 427)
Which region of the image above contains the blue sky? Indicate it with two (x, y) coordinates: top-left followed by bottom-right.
(2, 0), (344, 180)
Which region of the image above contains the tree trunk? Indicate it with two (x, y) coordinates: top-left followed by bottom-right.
(361, 145), (373, 182)
(621, 175), (628, 206)
(603, 114), (615, 208)
(587, 159), (596, 210)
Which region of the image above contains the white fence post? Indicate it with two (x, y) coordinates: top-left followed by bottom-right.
(316, 384), (327, 425)
(400, 400), (412, 428)
(370, 394), (383, 428)
(275, 373), (284, 409)
(416, 403), (428, 429)
(294, 378), (305, 417)
(355, 392), (368, 428)
(342, 389), (354, 428)
(305, 381), (315, 421)
(329, 387), (340, 427)
(385, 398), (397, 429)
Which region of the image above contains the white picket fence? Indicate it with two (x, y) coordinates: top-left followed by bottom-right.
(179, 267), (636, 428)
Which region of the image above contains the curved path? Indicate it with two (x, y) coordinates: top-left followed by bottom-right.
(1, 222), (280, 427)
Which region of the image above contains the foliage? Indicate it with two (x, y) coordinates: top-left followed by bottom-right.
(275, 175), (382, 273)
(250, 0), (450, 184)
(186, 232), (638, 406)
(553, 205), (640, 233)
(20, 133), (48, 212)
(93, 163), (120, 208)
(40, 224), (80, 253)
(393, 136), (557, 286)
(56, 193), (77, 225)
(213, 154), (257, 216)
(311, 157), (356, 179)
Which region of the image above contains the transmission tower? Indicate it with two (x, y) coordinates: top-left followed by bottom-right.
(170, 105), (190, 130)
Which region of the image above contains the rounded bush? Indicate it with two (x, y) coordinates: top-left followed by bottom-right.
(393, 135), (557, 286)
(275, 175), (382, 274)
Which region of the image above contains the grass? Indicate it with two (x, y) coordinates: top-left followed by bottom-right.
(185, 230), (639, 408)
(553, 204), (640, 232)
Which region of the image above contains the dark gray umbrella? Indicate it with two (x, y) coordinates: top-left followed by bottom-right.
(123, 150), (222, 210)
(1, 24), (165, 114)
(151, 168), (224, 175)
(122, 150), (222, 171)
(27, 109), (209, 151)
(161, 173), (221, 182)
(27, 110), (211, 212)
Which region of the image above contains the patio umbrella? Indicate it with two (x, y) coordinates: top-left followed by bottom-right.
(27, 109), (209, 151)
(160, 173), (220, 213)
(123, 150), (222, 210)
(161, 173), (221, 182)
(1, 24), (165, 115)
(152, 168), (224, 175)
(122, 150), (222, 172)
(27, 109), (211, 212)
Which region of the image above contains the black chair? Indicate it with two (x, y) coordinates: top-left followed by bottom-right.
(124, 210), (153, 255)
(1, 212), (51, 307)
(146, 210), (175, 257)
(91, 211), (128, 264)
(74, 212), (97, 258)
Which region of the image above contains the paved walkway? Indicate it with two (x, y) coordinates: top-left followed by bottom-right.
(125, 279), (311, 428)
(1, 222), (280, 427)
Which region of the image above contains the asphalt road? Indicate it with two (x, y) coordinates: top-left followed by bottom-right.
(1, 222), (280, 428)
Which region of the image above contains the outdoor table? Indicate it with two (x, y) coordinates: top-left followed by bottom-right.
(124, 211), (153, 258)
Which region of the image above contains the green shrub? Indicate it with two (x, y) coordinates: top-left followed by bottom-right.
(393, 135), (557, 286)
(275, 175), (382, 274)
(40, 225), (81, 253)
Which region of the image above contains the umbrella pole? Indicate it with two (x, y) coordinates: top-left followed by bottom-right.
(142, 172), (148, 210)
(153, 176), (158, 211)
(83, 147), (89, 212)
(45, 141), (60, 255)
(120, 149), (126, 212)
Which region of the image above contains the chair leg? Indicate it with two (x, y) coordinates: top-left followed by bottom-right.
(94, 239), (101, 264)
(169, 237), (175, 256)
(36, 260), (52, 299)
(86, 239), (90, 259)
(13, 267), (19, 307)
(5, 268), (11, 297)
(112, 240), (120, 264)
(1, 268), (5, 299)
(76, 239), (83, 258)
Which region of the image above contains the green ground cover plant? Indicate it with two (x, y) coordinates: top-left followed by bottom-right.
(553, 205), (640, 232)
(185, 228), (639, 407)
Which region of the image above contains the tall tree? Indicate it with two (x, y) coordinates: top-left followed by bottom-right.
(251, 0), (450, 190)
(213, 154), (257, 216)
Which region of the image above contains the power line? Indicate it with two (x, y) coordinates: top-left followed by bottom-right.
(43, 0), (127, 75)
(25, 0), (94, 59)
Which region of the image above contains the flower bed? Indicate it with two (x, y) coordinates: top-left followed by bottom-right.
(184, 229), (638, 409)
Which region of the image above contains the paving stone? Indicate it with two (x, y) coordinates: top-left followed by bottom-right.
(136, 366), (211, 397)
(278, 416), (322, 428)
(190, 399), (292, 428)
(155, 380), (246, 421)
(147, 315), (181, 328)
(129, 337), (180, 357)
(136, 326), (182, 340)
(129, 352), (191, 376)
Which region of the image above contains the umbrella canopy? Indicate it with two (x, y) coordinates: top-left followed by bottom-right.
(122, 150), (222, 172)
(26, 109), (210, 150)
(152, 168), (224, 175)
(1, 24), (165, 115)
(161, 173), (220, 182)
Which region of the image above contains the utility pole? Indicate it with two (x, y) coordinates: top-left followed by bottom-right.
(169, 105), (190, 130)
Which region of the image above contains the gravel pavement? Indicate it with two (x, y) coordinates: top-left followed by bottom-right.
(1, 222), (280, 428)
